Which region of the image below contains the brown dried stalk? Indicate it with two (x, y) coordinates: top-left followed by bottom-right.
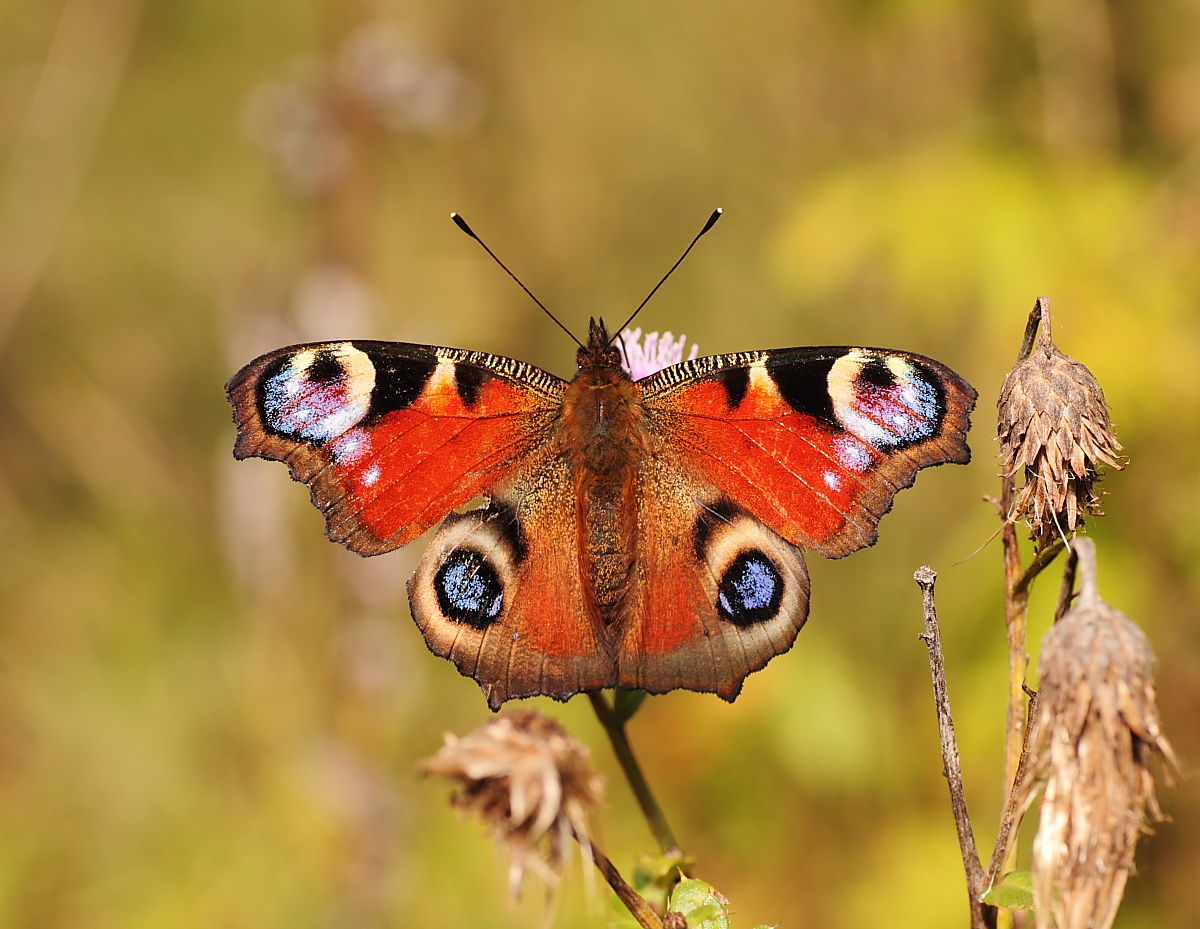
(915, 567), (996, 929)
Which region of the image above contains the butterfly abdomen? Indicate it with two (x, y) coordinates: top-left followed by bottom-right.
(559, 362), (650, 625)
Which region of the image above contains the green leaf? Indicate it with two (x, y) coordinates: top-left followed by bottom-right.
(981, 871), (1035, 911)
(668, 878), (732, 929)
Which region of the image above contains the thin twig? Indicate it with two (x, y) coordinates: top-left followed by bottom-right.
(1012, 536), (1066, 599)
(589, 843), (664, 929)
(914, 567), (995, 929)
(1000, 487), (1063, 885)
(588, 692), (681, 854)
(1053, 544), (1079, 622)
(1000, 494), (1029, 806)
(984, 687), (1041, 890)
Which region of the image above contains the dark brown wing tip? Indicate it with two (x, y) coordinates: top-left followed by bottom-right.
(225, 354), (404, 558)
(225, 357), (270, 458)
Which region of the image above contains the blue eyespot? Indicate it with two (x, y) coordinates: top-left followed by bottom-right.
(434, 550), (503, 628)
(717, 551), (783, 626)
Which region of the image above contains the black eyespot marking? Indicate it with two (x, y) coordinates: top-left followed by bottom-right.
(770, 356), (837, 424)
(455, 364), (485, 407)
(307, 349), (345, 383)
(434, 549), (503, 628)
(361, 346), (436, 418)
(717, 367), (750, 409)
(857, 354), (897, 390)
(716, 550), (783, 627)
(693, 499), (740, 560)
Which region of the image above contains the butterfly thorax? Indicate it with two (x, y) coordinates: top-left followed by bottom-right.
(558, 320), (650, 624)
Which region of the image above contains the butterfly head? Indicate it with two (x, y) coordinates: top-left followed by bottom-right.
(576, 317), (624, 372)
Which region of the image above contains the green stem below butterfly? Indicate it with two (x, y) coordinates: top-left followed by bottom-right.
(588, 691), (681, 855)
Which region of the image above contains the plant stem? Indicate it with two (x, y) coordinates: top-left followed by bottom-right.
(1000, 484), (1063, 886)
(1000, 485), (1029, 808)
(915, 567), (996, 929)
(589, 843), (664, 929)
(588, 691), (681, 854)
(985, 687), (1040, 890)
(1014, 537), (1066, 600)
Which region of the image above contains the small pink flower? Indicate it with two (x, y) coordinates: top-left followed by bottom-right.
(618, 328), (699, 380)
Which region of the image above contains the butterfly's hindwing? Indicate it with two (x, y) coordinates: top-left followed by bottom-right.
(614, 461), (811, 700)
(407, 462), (616, 711)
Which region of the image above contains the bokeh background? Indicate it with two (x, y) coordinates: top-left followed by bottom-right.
(1, 1), (1197, 926)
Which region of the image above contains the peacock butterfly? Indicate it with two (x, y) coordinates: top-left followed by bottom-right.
(226, 218), (976, 710)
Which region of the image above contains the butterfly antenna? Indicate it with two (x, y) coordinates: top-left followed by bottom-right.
(610, 207), (722, 344)
(451, 213), (584, 349)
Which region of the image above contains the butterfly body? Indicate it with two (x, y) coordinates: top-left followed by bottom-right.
(228, 319), (975, 709)
(557, 326), (650, 621)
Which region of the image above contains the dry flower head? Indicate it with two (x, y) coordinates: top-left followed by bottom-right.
(1019, 539), (1179, 929)
(420, 709), (604, 902)
(998, 298), (1124, 547)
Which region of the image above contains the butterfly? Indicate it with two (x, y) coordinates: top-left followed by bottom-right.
(227, 315), (975, 710)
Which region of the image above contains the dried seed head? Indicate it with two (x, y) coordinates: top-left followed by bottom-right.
(1021, 540), (1179, 929)
(998, 298), (1124, 547)
(420, 710), (604, 901)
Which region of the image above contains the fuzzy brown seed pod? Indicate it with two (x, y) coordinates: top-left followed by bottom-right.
(420, 709), (604, 901)
(1019, 539), (1178, 929)
(998, 297), (1124, 547)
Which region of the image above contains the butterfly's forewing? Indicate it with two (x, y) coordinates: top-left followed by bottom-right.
(226, 340), (564, 554)
(640, 346), (976, 558)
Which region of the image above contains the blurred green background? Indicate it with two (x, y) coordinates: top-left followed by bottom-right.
(1, 1), (1196, 926)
